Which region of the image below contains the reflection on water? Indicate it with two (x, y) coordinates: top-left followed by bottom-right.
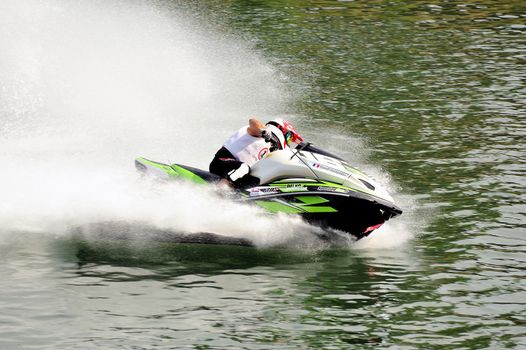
(62, 237), (424, 348)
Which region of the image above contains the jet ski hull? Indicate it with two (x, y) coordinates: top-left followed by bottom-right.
(135, 157), (402, 240)
(240, 180), (401, 239)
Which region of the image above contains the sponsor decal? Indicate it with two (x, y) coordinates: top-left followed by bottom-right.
(311, 161), (349, 177)
(317, 186), (348, 193)
(319, 164), (350, 177)
(258, 147), (269, 160)
(279, 184), (308, 192)
(317, 186), (338, 192)
(249, 187), (279, 197)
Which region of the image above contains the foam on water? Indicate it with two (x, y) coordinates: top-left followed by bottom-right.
(0, 0), (413, 249)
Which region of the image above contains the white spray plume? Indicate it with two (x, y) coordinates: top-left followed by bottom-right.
(0, 0), (413, 249)
(0, 0), (303, 245)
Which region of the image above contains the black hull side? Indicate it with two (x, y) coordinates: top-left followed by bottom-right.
(301, 198), (388, 239)
(247, 191), (402, 239)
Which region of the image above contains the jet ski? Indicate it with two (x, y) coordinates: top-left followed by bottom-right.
(134, 142), (402, 240)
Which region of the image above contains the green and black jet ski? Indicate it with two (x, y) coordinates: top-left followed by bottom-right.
(135, 143), (402, 240)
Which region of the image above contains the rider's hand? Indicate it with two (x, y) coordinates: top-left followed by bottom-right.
(260, 128), (272, 142)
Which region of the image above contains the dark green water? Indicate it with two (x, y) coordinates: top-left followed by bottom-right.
(1, 0), (525, 349)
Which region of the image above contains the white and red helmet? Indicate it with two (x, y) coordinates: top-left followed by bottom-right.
(266, 118), (303, 149)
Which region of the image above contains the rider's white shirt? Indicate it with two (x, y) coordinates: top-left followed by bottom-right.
(223, 126), (270, 166)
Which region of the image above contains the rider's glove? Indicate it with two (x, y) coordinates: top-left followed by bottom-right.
(227, 163), (250, 182)
(260, 128), (272, 142)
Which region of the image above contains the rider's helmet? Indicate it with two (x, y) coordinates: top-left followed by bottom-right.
(265, 118), (303, 149)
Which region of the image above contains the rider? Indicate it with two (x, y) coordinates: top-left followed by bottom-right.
(209, 117), (303, 187)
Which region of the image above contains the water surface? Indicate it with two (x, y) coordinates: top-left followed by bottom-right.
(1, 0), (525, 349)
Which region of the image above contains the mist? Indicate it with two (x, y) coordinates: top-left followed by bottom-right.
(0, 0), (412, 249)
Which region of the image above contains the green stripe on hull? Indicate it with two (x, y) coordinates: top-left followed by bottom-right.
(294, 196), (329, 205)
(137, 158), (179, 178)
(255, 196), (338, 214)
(298, 205), (337, 213)
(255, 200), (303, 214)
(170, 164), (207, 184)
(293, 196), (337, 213)
(137, 157), (206, 184)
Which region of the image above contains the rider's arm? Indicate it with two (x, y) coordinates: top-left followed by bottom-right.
(247, 118), (266, 137)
